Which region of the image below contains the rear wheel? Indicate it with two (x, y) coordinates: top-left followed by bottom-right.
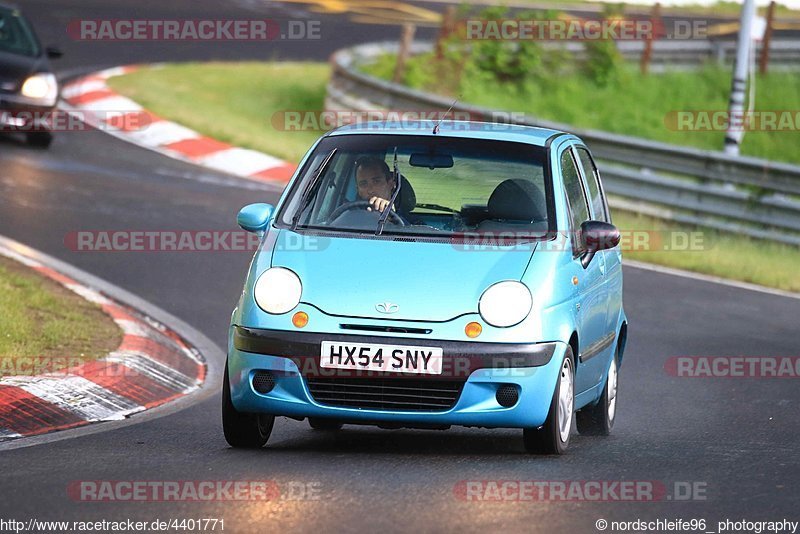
(577, 352), (618, 436)
(222, 364), (274, 448)
(308, 418), (343, 431)
(523, 348), (574, 455)
(26, 131), (53, 148)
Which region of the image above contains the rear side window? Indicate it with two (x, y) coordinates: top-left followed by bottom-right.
(561, 149), (590, 254)
(576, 148), (608, 222)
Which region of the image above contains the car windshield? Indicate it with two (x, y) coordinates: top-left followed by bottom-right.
(278, 134), (553, 239)
(0, 7), (40, 57)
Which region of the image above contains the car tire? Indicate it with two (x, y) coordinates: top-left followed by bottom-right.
(26, 131), (53, 148)
(577, 350), (619, 436)
(308, 418), (344, 431)
(222, 363), (274, 448)
(522, 347), (575, 455)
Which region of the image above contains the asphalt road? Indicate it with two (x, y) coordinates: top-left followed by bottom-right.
(1, 1), (799, 532)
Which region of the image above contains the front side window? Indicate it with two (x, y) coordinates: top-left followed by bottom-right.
(278, 134), (553, 240)
(576, 147), (608, 222)
(561, 148), (590, 254)
(0, 8), (40, 57)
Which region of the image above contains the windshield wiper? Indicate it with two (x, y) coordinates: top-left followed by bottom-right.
(291, 148), (337, 231)
(414, 203), (459, 214)
(376, 147), (401, 236)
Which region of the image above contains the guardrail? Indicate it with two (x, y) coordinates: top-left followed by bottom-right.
(606, 39), (800, 70)
(424, 39), (800, 70)
(326, 42), (800, 246)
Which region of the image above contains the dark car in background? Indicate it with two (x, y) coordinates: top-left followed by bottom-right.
(0, 2), (61, 148)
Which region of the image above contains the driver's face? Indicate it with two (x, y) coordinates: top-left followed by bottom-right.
(356, 165), (394, 201)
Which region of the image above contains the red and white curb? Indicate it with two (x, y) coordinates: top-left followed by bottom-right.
(60, 66), (297, 185)
(0, 245), (206, 441)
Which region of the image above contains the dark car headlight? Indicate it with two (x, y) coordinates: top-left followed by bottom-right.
(20, 73), (58, 106)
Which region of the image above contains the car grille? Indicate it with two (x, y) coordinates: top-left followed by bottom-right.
(305, 377), (464, 412)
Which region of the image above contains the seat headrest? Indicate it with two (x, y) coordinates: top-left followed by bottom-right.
(487, 179), (547, 221)
(396, 175), (416, 213)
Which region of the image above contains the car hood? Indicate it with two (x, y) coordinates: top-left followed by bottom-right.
(0, 51), (46, 93)
(270, 230), (536, 322)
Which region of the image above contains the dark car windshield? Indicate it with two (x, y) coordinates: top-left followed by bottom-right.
(277, 133), (553, 239)
(0, 7), (40, 57)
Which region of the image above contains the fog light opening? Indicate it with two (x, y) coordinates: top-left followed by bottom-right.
(495, 384), (519, 408)
(252, 371), (276, 394)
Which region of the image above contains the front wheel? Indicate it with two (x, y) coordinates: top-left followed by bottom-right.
(577, 352), (618, 436)
(523, 348), (575, 455)
(222, 364), (274, 448)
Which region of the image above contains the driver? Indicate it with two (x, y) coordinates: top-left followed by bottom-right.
(354, 157), (397, 214)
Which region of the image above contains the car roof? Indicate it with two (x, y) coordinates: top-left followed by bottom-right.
(327, 120), (566, 147)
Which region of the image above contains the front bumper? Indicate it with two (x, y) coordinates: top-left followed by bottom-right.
(228, 326), (568, 429)
(0, 93), (58, 131)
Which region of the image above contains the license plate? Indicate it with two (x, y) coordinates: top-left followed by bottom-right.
(320, 341), (443, 375)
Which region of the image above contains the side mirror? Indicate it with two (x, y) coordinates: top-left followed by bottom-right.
(237, 203), (274, 233)
(580, 220), (620, 268)
(45, 46), (63, 59)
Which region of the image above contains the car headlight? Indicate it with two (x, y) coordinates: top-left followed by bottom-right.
(254, 267), (302, 314)
(21, 73), (58, 104)
(479, 281), (532, 328)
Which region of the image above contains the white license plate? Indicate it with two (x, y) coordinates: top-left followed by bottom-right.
(320, 341), (443, 375)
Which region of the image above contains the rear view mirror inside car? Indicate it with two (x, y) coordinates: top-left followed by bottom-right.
(409, 153), (454, 169)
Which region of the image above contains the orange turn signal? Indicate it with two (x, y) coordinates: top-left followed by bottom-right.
(465, 321), (482, 338)
(292, 311), (309, 328)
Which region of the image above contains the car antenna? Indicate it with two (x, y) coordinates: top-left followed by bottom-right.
(432, 98), (459, 135)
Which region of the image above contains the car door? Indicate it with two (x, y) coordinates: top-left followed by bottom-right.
(574, 146), (621, 352)
(560, 145), (608, 393)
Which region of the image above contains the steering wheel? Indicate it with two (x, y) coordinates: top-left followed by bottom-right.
(328, 200), (406, 226)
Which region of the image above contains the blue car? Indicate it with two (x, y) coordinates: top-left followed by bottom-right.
(223, 120), (627, 454)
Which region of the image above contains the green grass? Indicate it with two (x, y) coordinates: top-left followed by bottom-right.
(612, 210), (800, 292)
(0, 256), (122, 377)
(361, 54), (800, 165)
(108, 62), (331, 163)
(108, 62), (799, 292)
